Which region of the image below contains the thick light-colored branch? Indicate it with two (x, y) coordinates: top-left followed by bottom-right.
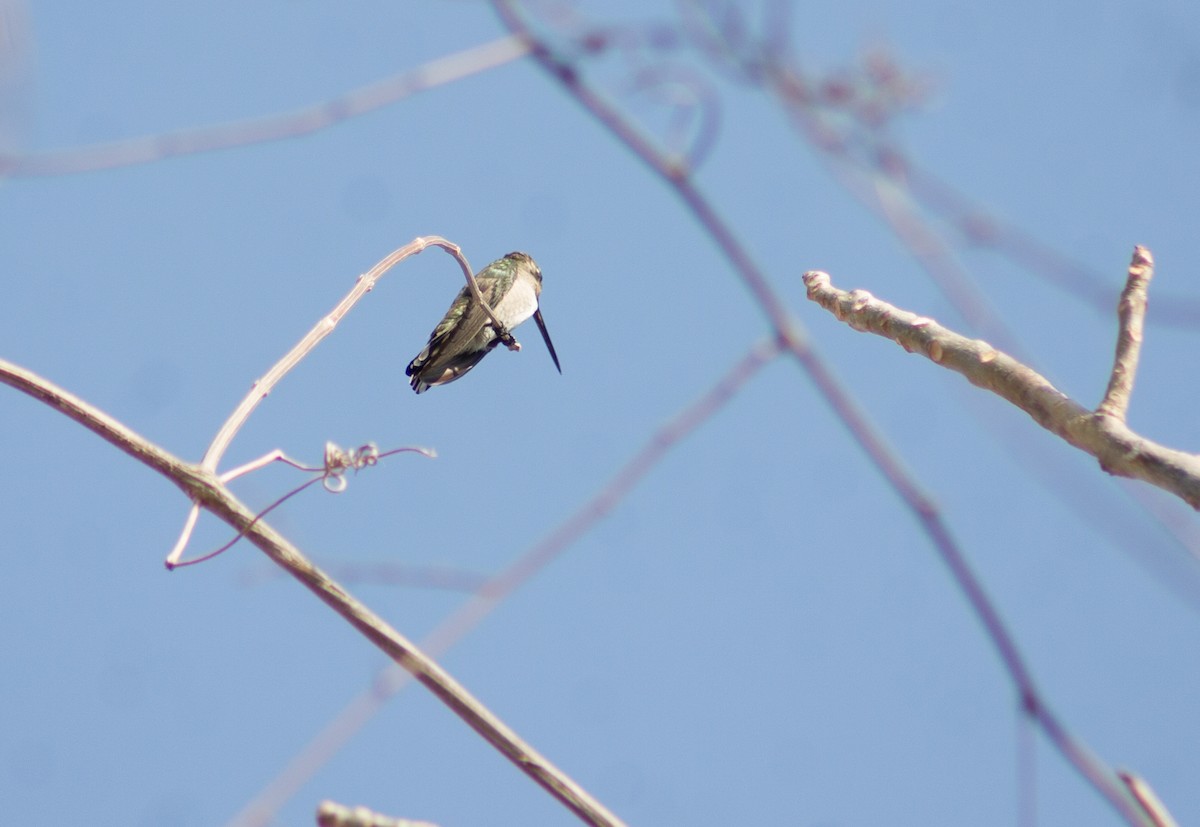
(0, 359), (205, 492)
(1098, 246), (1154, 422)
(0, 358), (626, 827)
(802, 268), (1200, 509)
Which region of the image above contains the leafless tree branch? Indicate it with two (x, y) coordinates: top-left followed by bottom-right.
(1098, 246), (1155, 422)
(224, 337), (780, 827)
(166, 236), (510, 567)
(488, 4), (1161, 824)
(0, 36), (532, 178)
(0, 343), (624, 827)
(802, 253), (1200, 510)
(1118, 771), (1182, 827)
(316, 800), (439, 827)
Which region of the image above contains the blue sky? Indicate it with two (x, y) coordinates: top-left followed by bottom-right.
(3, 2), (1200, 826)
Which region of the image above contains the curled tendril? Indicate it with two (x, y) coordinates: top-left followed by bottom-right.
(322, 441), (382, 492)
(624, 63), (720, 172)
(172, 441), (435, 567)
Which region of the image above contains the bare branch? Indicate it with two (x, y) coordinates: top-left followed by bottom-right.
(1118, 770), (1182, 827)
(802, 269), (1200, 509)
(166, 504), (203, 567)
(0, 358), (204, 496)
(173, 476), (326, 569)
(242, 561), (490, 594)
(0, 358), (626, 827)
(906, 165), (1200, 328)
(317, 800), (438, 827)
(484, 6), (1163, 823)
(1098, 246), (1155, 422)
(164, 237), (477, 566)
(197, 236), (506, 484)
(220, 449), (321, 484)
(198, 237), (463, 477)
(736, 20), (1200, 329)
(164, 237), (510, 564)
(684, 6), (1200, 585)
(178, 443), (437, 567)
(0, 36), (532, 178)
(224, 337), (781, 827)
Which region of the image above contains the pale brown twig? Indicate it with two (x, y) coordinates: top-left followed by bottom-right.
(1098, 246), (1155, 422)
(220, 449), (320, 484)
(0, 36), (532, 178)
(802, 268), (1200, 509)
(240, 562), (490, 593)
(906, 165), (1200, 328)
(199, 237), (465, 474)
(316, 800), (438, 827)
(1118, 770), (1182, 827)
(169, 476), (324, 570)
(176, 445), (437, 569)
(166, 236), (510, 567)
(0, 356), (625, 827)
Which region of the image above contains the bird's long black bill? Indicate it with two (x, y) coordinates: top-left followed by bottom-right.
(533, 309), (562, 374)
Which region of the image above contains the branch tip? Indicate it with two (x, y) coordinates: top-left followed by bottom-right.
(1097, 246), (1156, 423)
(1117, 770), (1181, 827)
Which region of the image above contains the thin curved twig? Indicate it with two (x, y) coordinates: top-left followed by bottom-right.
(166, 237), (511, 567)
(0, 36), (532, 178)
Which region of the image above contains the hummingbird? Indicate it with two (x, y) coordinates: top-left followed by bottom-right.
(406, 251), (562, 393)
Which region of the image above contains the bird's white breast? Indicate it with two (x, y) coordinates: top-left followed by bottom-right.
(491, 275), (540, 328)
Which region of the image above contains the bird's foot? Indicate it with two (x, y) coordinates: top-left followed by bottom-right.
(495, 325), (521, 351)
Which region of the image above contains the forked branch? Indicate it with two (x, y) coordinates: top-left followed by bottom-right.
(0, 357), (625, 827)
(166, 236), (512, 567)
(803, 246), (1200, 509)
